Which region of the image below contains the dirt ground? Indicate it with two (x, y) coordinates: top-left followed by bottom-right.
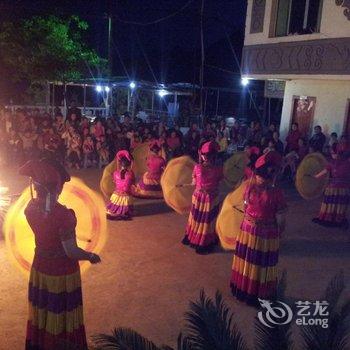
(0, 167), (349, 349)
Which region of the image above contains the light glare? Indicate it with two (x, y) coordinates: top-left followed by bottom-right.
(241, 77), (250, 87)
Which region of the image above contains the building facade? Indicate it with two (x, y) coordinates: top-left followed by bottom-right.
(242, 0), (350, 140)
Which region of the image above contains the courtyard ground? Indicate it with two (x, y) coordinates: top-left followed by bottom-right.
(0, 167), (349, 349)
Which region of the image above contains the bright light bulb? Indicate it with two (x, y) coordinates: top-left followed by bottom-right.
(241, 77), (250, 87)
(158, 89), (167, 97)
(95, 85), (102, 92)
(129, 82), (136, 89)
(105, 86), (110, 92)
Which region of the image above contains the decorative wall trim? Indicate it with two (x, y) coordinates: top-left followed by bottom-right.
(250, 0), (266, 33)
(242, 38), (350, 75)
(335, 0), (350, 20)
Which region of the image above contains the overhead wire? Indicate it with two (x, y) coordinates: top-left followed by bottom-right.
(114, 0), (195, 26)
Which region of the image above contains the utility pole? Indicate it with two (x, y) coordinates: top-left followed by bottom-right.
(199, 0), (205, 126)
(107, 0), (114, 78)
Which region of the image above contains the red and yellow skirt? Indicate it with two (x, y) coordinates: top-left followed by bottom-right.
(106, 192), (134, 220)
(26, 264), (87, 350)
(184, 190), (219, 249)
(316, 186), (350, 227)
(132, 173), (163, 199)
(230, 217), (279, 306)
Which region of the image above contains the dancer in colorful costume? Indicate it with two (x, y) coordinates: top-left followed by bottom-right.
(312, 144), (350, 229)
(106, 150), (135, 220)
(181, 141), (223, 254)
(230, 151), (287, 306)
(20, 158), (101, 350)
(133, 140), (166, 199)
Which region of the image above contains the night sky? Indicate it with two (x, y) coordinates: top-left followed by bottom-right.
(1, 0), (247, 87)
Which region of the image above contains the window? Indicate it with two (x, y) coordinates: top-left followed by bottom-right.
(273, 0), (322, 37)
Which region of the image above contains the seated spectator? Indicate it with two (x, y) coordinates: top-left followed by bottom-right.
(92, 120), (105, 142)
(166, 130), (182, 158)
(338, 135), (350, 154)
(263, 140), (276, 154)
(328, 132), (338, 148)
(42, 128), (62, 160)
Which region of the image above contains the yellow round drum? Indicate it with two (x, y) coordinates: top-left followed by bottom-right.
(161, 156), (195, 215)
(216, 180), (248, 250)
(296, 153), (329, 200)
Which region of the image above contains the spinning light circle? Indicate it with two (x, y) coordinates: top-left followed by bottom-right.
(4, 177), (107, 276)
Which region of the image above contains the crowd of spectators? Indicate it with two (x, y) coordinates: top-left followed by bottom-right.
(0, 108), (348, 178)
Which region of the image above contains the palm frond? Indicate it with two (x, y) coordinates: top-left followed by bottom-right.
(300, 271), (346, 350)
(184, 289), (247, 350)
(328, 299), (350, 350)
(322, 270), (345, 312)
(276, 270), (288, 301)
(92, 327), (162, 350)
(175, 333), (196, 350)
(254, 318), (293, 350)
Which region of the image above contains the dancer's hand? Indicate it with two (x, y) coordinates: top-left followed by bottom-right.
(89, 253), (101, 264)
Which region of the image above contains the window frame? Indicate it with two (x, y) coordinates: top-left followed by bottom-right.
(269, 0), (323, 38)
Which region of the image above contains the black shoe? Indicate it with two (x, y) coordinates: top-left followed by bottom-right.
(312, 217), (320, 224)
(195, 245), (213, 255)
(341, 220), (349, 231)
(181, 235), (190, 246)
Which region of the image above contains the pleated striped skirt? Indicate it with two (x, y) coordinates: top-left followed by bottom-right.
(230, 217), (279, 306)
(132, 172), (163, 199)
(26, 266), (87, 350)
(185, 190), (220, 248)
(317, 186), (350, 226)
(106, 192), (134, 219)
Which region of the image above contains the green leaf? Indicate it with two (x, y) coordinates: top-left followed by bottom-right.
(92, 328), (162, 350)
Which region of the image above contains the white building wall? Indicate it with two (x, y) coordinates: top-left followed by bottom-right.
(280, 79), (350, 140)
(245, 0), (350, 46)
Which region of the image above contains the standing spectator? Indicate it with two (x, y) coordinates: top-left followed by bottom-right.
(67, 131), (82, 169)
(186, 130), (200, 160)
(82, 135), (96, 168)
(20, 130), (38, 160)
(264, 123), (276, 141)
(272, 131), (284, 155)
(218, 120), (230, 139)
(96, 136), (110, 168)
(216, 131), (228, 156)
(246, 121), (256, 143)
(285, 123), (302, 153)
(7, 128), (23, 163)
(309, 125), (326, 153)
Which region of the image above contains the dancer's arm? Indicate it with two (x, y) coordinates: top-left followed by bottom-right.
(62, 237), (101, 264)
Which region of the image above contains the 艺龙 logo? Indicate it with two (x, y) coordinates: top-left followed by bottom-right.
(258, 299), (293, 328)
